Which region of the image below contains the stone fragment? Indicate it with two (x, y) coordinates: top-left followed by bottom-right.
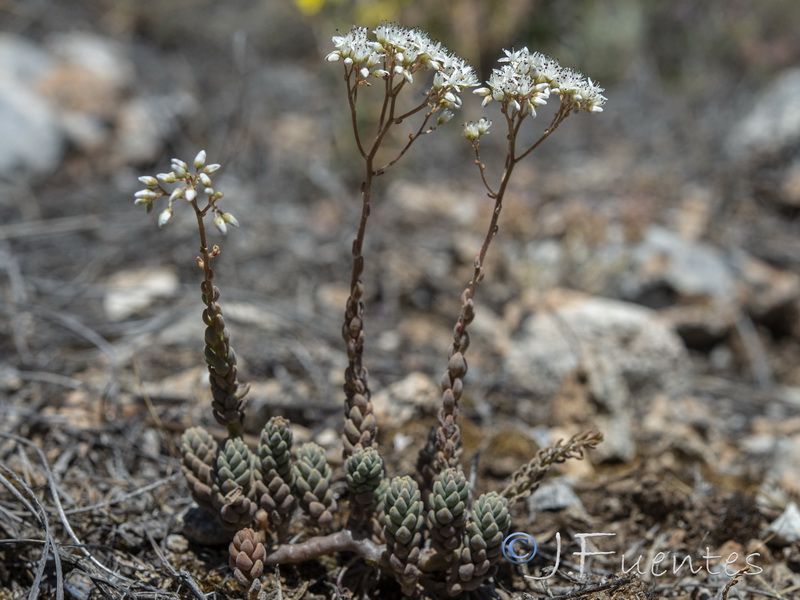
(767, 502), (800, 543)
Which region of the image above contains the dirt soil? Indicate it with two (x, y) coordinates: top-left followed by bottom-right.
(2, 2), (800, 599)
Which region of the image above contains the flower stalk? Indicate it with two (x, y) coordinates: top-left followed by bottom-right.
(329, 25), (479, 459)
(433, 47), (606, 473)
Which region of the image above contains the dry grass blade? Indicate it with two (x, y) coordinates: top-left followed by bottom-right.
(0, 463), (64, 600)
(62, 473), (181, 515)
(0, 432), (131, 592)
(145, 530), (207, 600)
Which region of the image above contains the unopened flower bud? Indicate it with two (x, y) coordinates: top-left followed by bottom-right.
(134, 197), (151, 206)
(157, 172), (177, 184)
(204, 187), (215, 197)
(193, 150), (207, 169)
(184, 188), (197, 202)
(214, 214), (228, 235)
(134, 189), (157, 200)
(169, 187), (184, 202)
(199, 173), (212, 187)
(438, 110), (454, 125)
(223, 213), (240, 227)
(158, 208), (173, 228)
(203, 164), (221, 174)
(171, 159), (188, 178)
(138, 175), (159, 187)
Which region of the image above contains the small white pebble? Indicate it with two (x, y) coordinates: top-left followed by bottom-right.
(165, 533), (189, 553)
(315, 427), (339, 447)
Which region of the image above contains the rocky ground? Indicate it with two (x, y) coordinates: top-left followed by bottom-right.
(2, 2), (800, 599)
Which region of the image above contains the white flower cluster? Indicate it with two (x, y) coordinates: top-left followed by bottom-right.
(475, 47), (606, 116)
(134, 151), (238, 234)
(463, 118), (492, 141)
(326, 27), (382, 80)
(327, 25), (478, 109)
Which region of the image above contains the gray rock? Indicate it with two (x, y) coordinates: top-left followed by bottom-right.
(766, 502), (800, 543)
(42, 32), (135, 153)
(727, 68), (800, 161)
(0, 35), (62, 179)
(0, 84), (63, 180)
(112, 92), (198, 166)
(581, 349), (636, 462)
(528, 479), (585, 514)
(165, 533), (190, 553)
(0, 34), (53, 83)
(179, 505), (231, 546)
(505, 291), (690, 403)
(505, 291), (689, 461)
(372, 371), (439, 426)
(622, 226), (737, 301)
(0, 31), (139, 180)
(46, 31), (133, 91)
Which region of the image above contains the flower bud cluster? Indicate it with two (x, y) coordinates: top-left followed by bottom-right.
(133, 151), (237, 235)
(463, 118), (492, 141)
(474, 47), (606, 116)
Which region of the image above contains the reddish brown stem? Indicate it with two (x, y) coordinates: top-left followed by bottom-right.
(264, 529), (383, 565)
(193, 196), (244, 439)
(434, 104), (573, 470)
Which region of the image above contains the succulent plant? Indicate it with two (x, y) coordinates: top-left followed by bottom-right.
(229, 527), (267, 581)
(447, 492), (510, 595)
(212, 437), (257, 530)
(383, 476), (424, 596)
(254, 416), (296, 542)
(346, 447), (384, 506)
(229, 527), (267, 599)
(180, 426), (217, 513)
(428, 468), (469, 559)
(292, 442), (336, 528)
(345, 446), (385, 534)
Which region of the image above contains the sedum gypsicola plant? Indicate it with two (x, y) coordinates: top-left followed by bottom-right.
(134, 24), (604, 599)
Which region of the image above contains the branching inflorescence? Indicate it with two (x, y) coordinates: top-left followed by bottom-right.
(134, 24), (605, 599)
